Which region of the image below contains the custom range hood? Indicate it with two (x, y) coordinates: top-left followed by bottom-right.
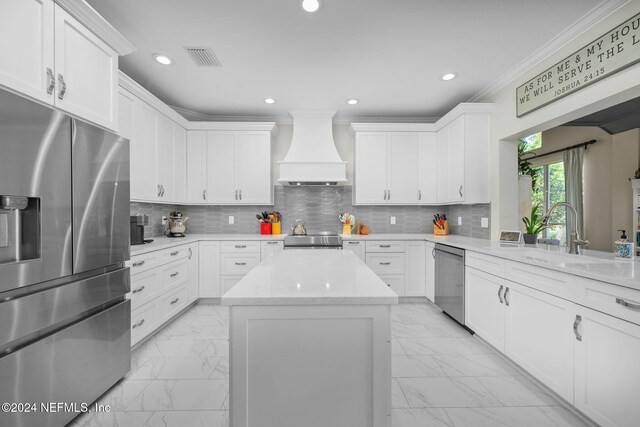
(278, 110), (347, 185)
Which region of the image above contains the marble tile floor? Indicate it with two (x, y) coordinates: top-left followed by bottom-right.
(70, 302), (589, 427)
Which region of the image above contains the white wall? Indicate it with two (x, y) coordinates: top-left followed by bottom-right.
(485, 1), (640, 238)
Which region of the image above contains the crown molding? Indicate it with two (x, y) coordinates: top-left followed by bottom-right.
(54, 0), (135, 55)
(187, 121), (278, 135)
(171, 105), (291, 125)
(469, 0), (630, 102)
(118, 71), (189, 127)
(349, 123), (437, 132)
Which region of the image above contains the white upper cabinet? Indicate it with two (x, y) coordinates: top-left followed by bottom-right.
(156, 115), (174, 201)
(206, 131), (237, 204)
(173, 124), (187, 204)
(54, 6), (118, 130)
(352, 104), (492, 206)
(186, 131), (207, 203)
(134, 101), (158, 201)
(354, 132), (388, 204)
(353, 130), (419, 205)
(0, 0), (54, 104)
(0, 0), (133, 131)
(418, 132), (437, 204)
(237, 132), (272, 204)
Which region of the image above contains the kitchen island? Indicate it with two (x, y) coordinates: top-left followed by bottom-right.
(222, 249), (398, 427)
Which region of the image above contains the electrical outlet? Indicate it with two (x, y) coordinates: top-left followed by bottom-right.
(228, 216), (234, 225)
(390, 216), (396, 225)
(481, 217), (489, 228)
(161, 216), (167, 225)
(457, 216), (462, 226)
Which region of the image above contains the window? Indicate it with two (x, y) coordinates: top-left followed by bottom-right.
(532, 162), (566, 244)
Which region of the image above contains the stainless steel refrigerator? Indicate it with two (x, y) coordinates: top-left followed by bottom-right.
(0, 88), (131, 427)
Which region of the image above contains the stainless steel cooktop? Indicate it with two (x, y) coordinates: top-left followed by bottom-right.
(284, 232), (343, 249)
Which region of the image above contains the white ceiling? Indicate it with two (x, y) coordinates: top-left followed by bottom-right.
(87, 0), (602, 122)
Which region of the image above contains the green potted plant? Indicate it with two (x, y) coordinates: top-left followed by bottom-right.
(522, 203), (547, 244)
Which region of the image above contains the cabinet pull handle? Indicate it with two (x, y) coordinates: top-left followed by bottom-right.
(235, 245), (246, 249)
(267, 241), (278, 245)
(170, 272), (179, 278)
(573, 315), (582, 341)
(170, 251), (179, 256)
(132, 260), (145, 267)
(387, 283), (391, 287)
(498, 285), (504, 304)
(57, 74), (66, 100)
(132, 319), (145, 329)
(170, 297), (180, 305)
(157, 185), (162, 197)
(616, 297), (640, 310)
(504, 287), (510, 306)
(388, 189), (391, 200)
(459, 185), (463, 198)
(235, 190), (238, 200)
(239, 189), (242, 200)
(203, 189), (206, 200)
(132, 285), (145, 294)
(161, 185), (165, 197)
(348, 241), (359, 245)
(383, 190), (386, 200)
(418, 190), (422, 200)
(46, 68), (55, 94)
(188, 248), (193, 260)
(380, 244), (391, 248)
(235, 262), (247, 266)
(432, 248), (436, 258)
(379, 262), (391, 265)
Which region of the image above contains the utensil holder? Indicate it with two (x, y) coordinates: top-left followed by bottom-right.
(342, 224), (353, 236)
(260, 223), (272, 235)
(433, 221), (450, 235)
(271, 222), (281, 235)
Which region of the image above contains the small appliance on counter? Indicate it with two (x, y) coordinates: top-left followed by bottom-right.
(130, 214), (150, 245)
(166, 211), (188, 237)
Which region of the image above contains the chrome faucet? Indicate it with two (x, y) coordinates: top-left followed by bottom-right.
(542, 202), (589, 254)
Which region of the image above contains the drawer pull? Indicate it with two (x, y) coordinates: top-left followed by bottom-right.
(170, 251), (179, 256)
(504, 287), (510, 306)
(170, 272), (179, 278)
(235, 262), (247, 266)
(379, 262), (391, 265)
(267, 241), (279, 245)
(132, 319), (145, 329)
(348, 241), (359, 245)
(616, 298), (640, 311)
(235, 245), (247, 249)
(132, 285), (146, 294)
(387, 283), (391, 287)
(573, 315), (582, 341)
(379, 245), (391, 248)
(498, 285), (504, 304)
(170, 297), (180, 305)
(189, 248), (193, 260)
(132, 260), (145, 267)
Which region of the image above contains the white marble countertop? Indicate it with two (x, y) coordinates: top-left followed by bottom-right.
(131, 232), (640, 292)
(221, 250), (399, 306)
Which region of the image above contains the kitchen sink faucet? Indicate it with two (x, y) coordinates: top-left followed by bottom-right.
(542, 202), (589, 255)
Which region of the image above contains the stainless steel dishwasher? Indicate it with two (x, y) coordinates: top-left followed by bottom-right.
(434, 243), (466, 326)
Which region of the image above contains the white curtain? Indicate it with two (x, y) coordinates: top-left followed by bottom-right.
(563, 147), (584, 238)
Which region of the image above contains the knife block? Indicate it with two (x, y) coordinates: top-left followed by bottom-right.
(433, 221), (450, 235)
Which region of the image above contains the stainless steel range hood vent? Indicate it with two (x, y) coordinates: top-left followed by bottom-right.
(278, 110), (347, 185)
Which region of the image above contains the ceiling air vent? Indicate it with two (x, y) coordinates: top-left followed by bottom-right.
(184, 47), (222, 67)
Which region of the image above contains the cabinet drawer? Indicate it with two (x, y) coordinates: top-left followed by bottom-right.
(221, 253), (261, 275)
(576, 278), (640, 326)
(131, 299), (158, 346)
(366, 241), (405, 253)
(161, 284), (188, 322)
(506, 260), (575, 300)
(366, 253), (405, 275)
(159, 245), (191, 263)
(129, 269), (159, 310)
(466, 251), (506, 278)
(261, 240), (284, 259)
(379, 274), (405, 296)
(160, 259), (189, 290)
(221, 275), (243, 295)
(221, 241), (261, 253)
(343, 240), (365, 261)
(129, 251), (160, 275)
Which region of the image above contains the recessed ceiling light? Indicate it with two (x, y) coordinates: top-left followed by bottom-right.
(441, 73), (456, 81)
(301, 0), (320, 13)
(346, 98), (359, 105)
(264, 98), (276, 104)
(152, 53), (173, 66)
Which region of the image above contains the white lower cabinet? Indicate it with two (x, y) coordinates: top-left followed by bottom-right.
(404, 241), (426, 296)
(574, 306), (640, 427)
(425, 242), (435, 302)
(221, 276), (243, 295)
(504, 281), (575, 402)
(379, 274), (404, 296)
(220, 241), (261, 295)
(342, 240), (365, 261)
(261, 240), (283, 259)
(198, 241), (221, 297)
(465, 267), (506, 352)
(129, 243), (198, 346)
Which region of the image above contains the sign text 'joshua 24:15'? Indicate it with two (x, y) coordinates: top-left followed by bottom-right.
(516, 13), (640, 117)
